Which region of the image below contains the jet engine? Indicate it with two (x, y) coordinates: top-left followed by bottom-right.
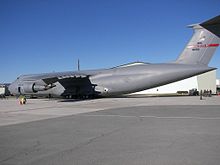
(22, 82), (55, 93)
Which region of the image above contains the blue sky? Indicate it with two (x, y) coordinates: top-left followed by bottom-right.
(0, 0), (220, 83)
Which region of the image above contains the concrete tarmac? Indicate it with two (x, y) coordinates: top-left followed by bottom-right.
(1, 96), (220, 164)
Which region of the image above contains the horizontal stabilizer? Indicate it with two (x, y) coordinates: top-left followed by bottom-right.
(200, 15), (220, 38)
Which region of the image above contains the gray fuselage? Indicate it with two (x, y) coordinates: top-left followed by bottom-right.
(9, 62), (215, 97)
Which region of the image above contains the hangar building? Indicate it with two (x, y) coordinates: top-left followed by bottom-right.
(131, 70), (216, 95)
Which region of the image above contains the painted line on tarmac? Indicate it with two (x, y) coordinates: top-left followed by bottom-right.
(79, 114), (220, 120)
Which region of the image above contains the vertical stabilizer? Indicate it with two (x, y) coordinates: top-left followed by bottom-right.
(176, 15), (220, 65)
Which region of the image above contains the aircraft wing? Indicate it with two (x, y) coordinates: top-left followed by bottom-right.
(42, 73), (89, 84)
(41, 73), (95, 97)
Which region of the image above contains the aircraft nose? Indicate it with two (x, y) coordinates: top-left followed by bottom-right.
(8, 82), (16, 95)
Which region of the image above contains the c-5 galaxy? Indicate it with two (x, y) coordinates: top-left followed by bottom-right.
(9, 15), (220, 98)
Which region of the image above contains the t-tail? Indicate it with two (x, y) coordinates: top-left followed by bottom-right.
(175, 15), (220, 65)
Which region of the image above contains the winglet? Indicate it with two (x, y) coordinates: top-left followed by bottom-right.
(200, 15), (220, 38)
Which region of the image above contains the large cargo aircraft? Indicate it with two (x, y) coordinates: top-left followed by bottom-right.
(9, 15), (220, 98)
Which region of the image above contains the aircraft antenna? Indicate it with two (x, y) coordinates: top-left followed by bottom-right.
(77, 59), (80, 71)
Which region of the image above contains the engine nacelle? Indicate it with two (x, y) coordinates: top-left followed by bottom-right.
(22, 82), (55, 93)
